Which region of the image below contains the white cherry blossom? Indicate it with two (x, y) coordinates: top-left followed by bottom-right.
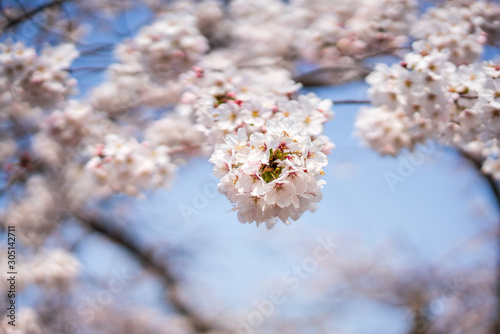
(209, 120), (330, 228)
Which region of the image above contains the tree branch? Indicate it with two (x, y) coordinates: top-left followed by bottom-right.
(459, 150), (500, 211)
(74, 211), (221, 334)
(332, 100), (371, 105)
(294, 65), (371, 87)
(459, 149), (500, 334)
(2, 0), (73, 31)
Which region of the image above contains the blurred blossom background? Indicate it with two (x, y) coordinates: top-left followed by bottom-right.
(1, 0), (500, 333)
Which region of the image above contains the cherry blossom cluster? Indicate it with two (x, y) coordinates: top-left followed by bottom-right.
(182, 0), (417, 70)
(31, 100), (116, 173)
(85, 135), (177, 195)
(19, 249), (81, 290)
(0, 248), (79, 333)
(468, 0), (500, 45)
(225, 0), (297, 63)
(0, 309), (41, 334)
(295, 0), (417, 67)
(0, 41), (78, 118)
(44, 100), (103, 147)
(3, 176), (58, 247)
(168, 0), (300, 69)
(92, 10), (208, 114)
(177, 67), (334, 149)
(355, 41), (500, 178)
(145, 115), (205, 162)
(411, 3), (487, 65)
(356, 42), (454, 156)
(171, 65), (335, 224)
(209, 119), (329, 229)
(117, 11), (208, 79)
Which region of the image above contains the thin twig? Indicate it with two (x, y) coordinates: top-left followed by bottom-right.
(66, 66), (109, 73)
(332, 100), (371, 105)
(2, 0), (73, 31)
(458, 94), (479, 99)
(294, 64), (372, 83)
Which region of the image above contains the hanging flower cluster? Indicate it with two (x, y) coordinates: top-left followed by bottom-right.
(209, 119), (329, 229)
(176, 66), (335, 227)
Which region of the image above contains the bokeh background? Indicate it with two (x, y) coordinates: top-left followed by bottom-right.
(2, 0), (500, 333)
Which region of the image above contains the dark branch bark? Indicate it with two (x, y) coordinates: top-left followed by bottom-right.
(459, 149), (500, 334)
(294, 65), (371, 87)
(332, 100), (371, 105)
(74, 212), (221, 334)
(2, 0), (73, 31)
(409, 307), (431, 334)
(460, 150), (500, 207)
